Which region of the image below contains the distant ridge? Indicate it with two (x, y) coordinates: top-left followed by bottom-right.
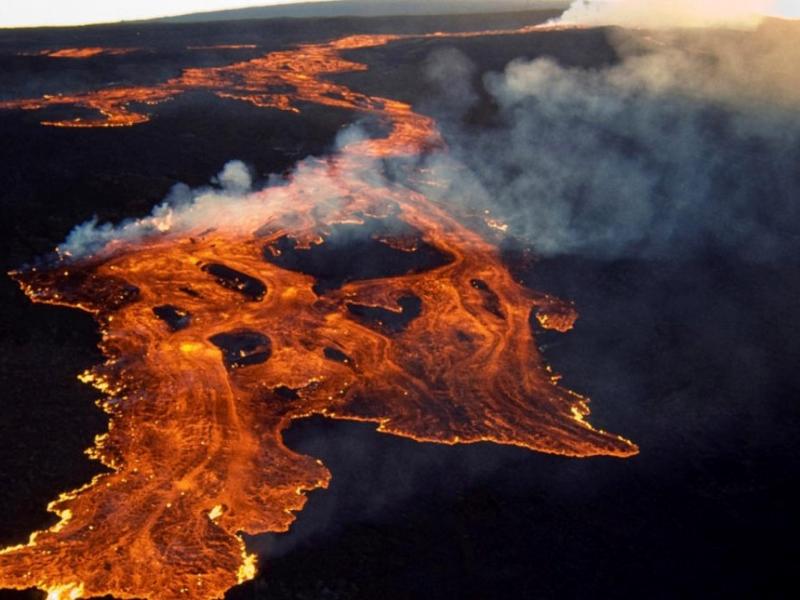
(156, 0), (569, 23)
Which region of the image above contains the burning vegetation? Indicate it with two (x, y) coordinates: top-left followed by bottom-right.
(0, 22), (636, 600)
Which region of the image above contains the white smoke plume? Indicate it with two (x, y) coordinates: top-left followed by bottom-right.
(558, 0), (777, 29)
(59, 160), (256, 258)
(57, 129), (384, 260)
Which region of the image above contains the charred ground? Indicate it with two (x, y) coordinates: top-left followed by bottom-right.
(0, 8), (798, 600)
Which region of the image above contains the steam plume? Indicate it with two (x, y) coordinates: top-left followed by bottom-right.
(59, 160), (256, 258)
(557, 0), (776, 29)
(57, 131), (384, 260)
(420, 20), (800, 262)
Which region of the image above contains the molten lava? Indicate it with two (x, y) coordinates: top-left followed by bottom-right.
(0, 24), (572, 130)
(187, 44), (259, 50)
(21, 47), (138, 58)
(0, 22), (636, 600)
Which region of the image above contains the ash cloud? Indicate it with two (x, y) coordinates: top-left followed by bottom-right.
(420, 20), (800, 262)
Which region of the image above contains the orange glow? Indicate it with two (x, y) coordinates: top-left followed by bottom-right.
(187, 44), (259, 50)
(20, 47), (138, 58)
(0, 22), (635, 600)
(0, 23), (572, 130)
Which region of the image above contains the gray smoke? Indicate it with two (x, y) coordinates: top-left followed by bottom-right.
(420, 21), (800, 262)
(423, 47), (479, 118)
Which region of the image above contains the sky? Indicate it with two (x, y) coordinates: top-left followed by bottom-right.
(0, 0), (797, 28)
(0, 0), (339, 28)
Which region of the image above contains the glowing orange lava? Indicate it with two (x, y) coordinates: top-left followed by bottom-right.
(187, 44), (259, 50)
(0, 22), (635, 600)
(19, 47), (138, 58)
(0, 23), (574, 130)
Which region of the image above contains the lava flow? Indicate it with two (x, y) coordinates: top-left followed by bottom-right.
(19, 47), (138, 58)
(0, 23), (570, 129)
(0, 23), (637, 600)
